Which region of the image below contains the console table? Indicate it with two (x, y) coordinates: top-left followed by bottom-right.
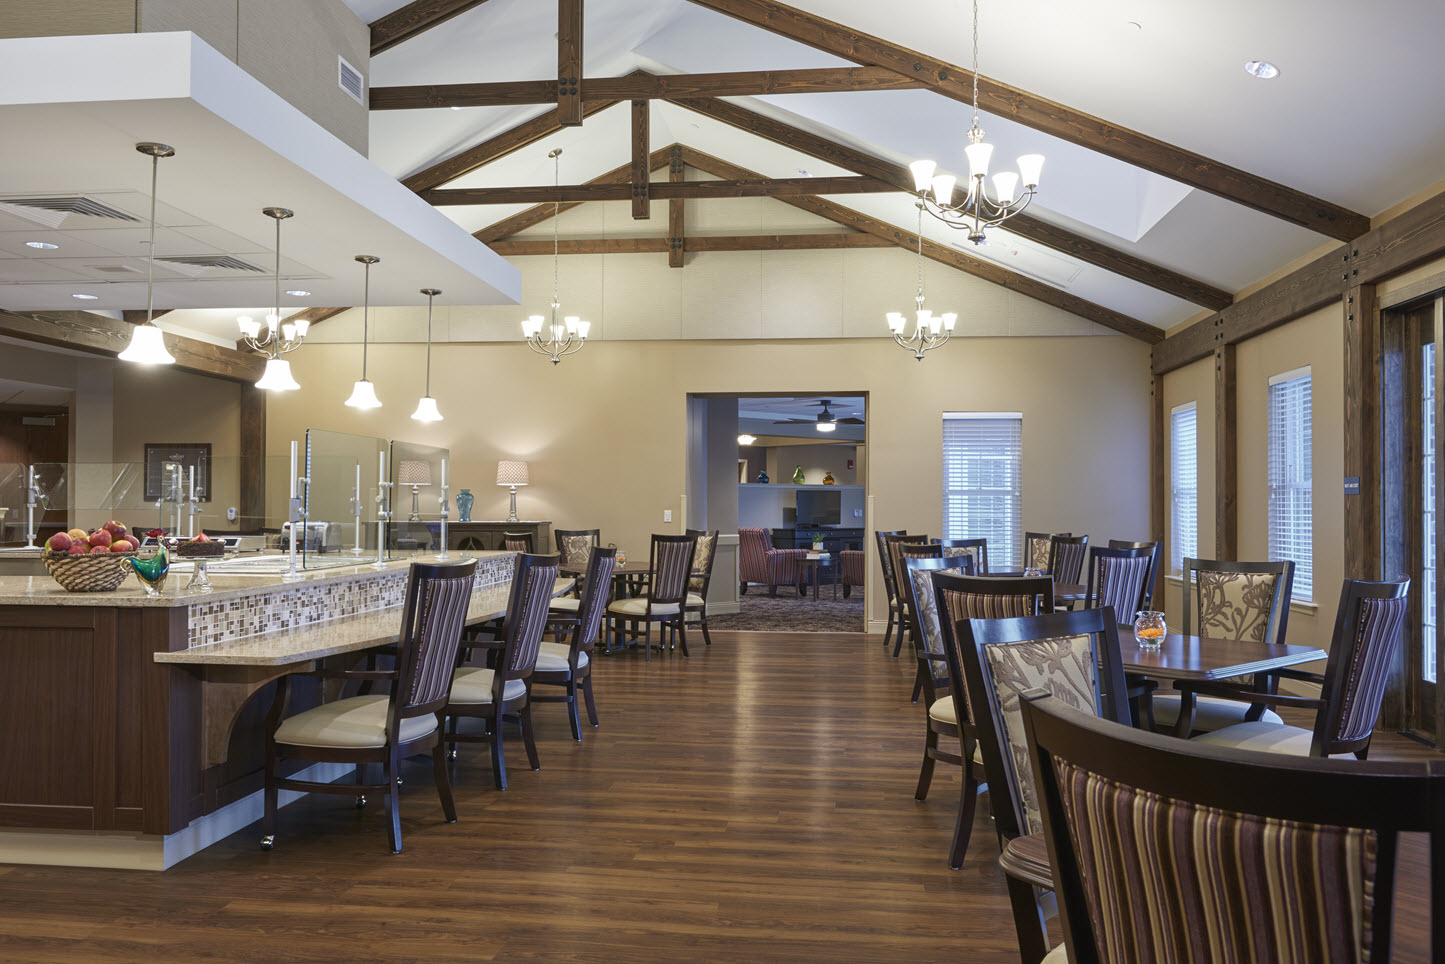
(432, 521), (551, 553)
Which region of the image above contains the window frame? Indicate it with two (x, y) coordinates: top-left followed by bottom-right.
(941, 412), (1023, 570)
(1169, 401), (1199, 576)
(1267, 365), (1314, 602)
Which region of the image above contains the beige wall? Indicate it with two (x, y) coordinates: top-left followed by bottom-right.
(266, 335), (1153, 625)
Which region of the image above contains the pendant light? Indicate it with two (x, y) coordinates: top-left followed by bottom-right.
(522, 148), (590, 364)
(344, 255), (382, 409)
(118, 142), (177, 366)
(410, 287), (443, 422)
(246, 206), (304, 391)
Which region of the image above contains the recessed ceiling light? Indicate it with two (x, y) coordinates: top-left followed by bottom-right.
(72, 293), (99, 300)
(1244, 60), (1280, 79)
(797, 168), (811, 177)
(285, 289), (311, 297)
(450, 106), (463, 111)
(25, 241), (58, 249)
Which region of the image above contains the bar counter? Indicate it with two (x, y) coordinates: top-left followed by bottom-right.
(0, 551), (563, 870)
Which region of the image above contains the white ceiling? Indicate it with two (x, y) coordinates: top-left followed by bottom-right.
(350, 0), (1445, 333)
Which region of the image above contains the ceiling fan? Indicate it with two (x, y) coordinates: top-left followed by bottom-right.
(772, 400), (863, 433)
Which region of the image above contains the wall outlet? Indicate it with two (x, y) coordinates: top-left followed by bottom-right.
(663, 509), (673, 523)
(853, 509), (863, 518)
(227, 507), (238, 522)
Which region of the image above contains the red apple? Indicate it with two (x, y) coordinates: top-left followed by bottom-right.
(88, 529), (112, 548)
(66, 543), (86, 555)
(117, 537), (139, 553)
(46, 532), (72, 552)
(90, 544), (110, 554)
(102, 521), (128, 539)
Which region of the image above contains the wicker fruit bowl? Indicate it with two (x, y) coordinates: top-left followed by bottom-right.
(42, 550), (133, 592)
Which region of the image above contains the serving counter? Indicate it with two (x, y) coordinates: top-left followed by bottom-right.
(0, 551), (555, 870)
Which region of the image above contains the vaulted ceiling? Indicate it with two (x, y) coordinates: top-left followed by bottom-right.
(345, 0), (1445, 336)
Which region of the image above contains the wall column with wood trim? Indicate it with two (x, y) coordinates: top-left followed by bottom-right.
(1343, 282), (1381, 579)
(1214, 344), (1237, 560)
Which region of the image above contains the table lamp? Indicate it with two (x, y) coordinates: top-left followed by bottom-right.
(397, 460), (432, 521)
(496, 460), (529, 523)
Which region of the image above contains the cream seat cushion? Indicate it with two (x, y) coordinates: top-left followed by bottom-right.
(1150, 693), (1283, 732)
(1042, 945), (1068, 963)
(274, 694), (436, 749)
(535, 641), (588, 672)
(1190, 720), (1315, 756)
(549, 596), (581, 612)
(449, 667), (527, 705)
(925, 700), (985, 764)
(608, 596), (680, 616)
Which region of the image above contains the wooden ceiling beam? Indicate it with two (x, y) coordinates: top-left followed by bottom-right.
(672, 94), (1233, 310)
(402, 100), (617, 193)
(370, 0), (494, 57)
(425, 174), (897, 205)
(669, 145), (686, 266)
(557, 0), (584, 125)
(489, 233), (891, 256)
(368, 66), (923, 109)
(121, 309), (171, 324)
(632, 99), (650, 219)
(681, 0), (1370, 241)
(0, 309), (265, 382)
(679, 147), (1160, 343)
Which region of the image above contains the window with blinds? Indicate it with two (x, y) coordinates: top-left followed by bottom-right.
(1170, 403), (1198, 574)
(942, 413), (1023, 570)
(1268, 367), (1313, 600)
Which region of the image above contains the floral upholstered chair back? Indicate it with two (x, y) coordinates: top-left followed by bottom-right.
(903, 558), (971, 690)
(1184, 559), (1294, 645)
(687, 530), (718, 593)
(1024, 531), (1070, 572)
(938, 538), (987, 575)
(930, 574), (1054, 725)
(554, 529), (599, 570)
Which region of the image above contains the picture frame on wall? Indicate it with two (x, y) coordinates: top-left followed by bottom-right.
(143, 443), (212, 502)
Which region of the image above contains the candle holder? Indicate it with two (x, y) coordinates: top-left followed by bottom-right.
(186, 558), (214, 593)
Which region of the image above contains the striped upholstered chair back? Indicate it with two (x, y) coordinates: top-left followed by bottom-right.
(1018, 692), (1445, 964)
(955, 607), (1130, 842)
(738, 527), (772, 584)
(898, 541), (943, 562)
(649, 534), (697, 608)
(1083, 546), (1155, 621)
(1310, 578), (1410, 758)
(1047, 534), (1089, 584)
(394, 560), (478, 716)
(503, 531), (535, 553)
(1023, 531), (1070, 572)
(1182, 557), (1294, 646)
(885, 534), (929, 596)
(574, 546), (617, 650)
(874, 530), (905, 602)
(839, 549), (865, 588)
(1107, 540), (1162, 608)
(497, 554), (560, 686)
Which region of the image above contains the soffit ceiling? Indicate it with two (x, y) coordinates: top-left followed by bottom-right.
(349, 0), (1445, 333)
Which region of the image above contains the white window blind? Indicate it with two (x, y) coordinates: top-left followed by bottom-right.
(1170, 403), (1198, 574)
(1268, 367), (1313, 600)
(942, 413), (1022, 570)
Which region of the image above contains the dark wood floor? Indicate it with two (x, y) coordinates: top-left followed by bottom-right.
(0, 631), (1435, 962)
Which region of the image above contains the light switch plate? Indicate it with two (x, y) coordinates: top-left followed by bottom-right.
(853, 509), (863, 518)
(663, 509), (673, 523)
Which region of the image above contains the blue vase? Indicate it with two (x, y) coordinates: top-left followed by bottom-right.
(756, 469), (769, 484)
(455, 488), (474, 522)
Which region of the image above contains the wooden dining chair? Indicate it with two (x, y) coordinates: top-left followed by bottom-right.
(684, 528), (719, 646)
(900, 553), (975, 702)
(924, 572), (1054, 871)
(874, 529), (905, 645)
(532, 546), (616, 742)
(938, 537), (988, 574)
(443, 552), (558, 790)
(1186, 577), (1410, 758)
(260, 558), (477, 854)
(1046, 534), (1089, 586)
(1082, 545), (1156, 619)
(1152, 557), (1295, 736)
(1018, 690), (1445, 964)
(1107, 539), (1162, 608)
(606, 533), (697, 661)
(554, 528), (600, 595)
(898, 541), (943, 562)
(884, 533), (930, 656)
(502, 531), (535, 553)
(955, 606), (1132, 963)
(1023, 531), (1070, 572)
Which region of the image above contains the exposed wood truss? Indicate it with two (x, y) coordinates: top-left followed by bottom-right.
(631, 99), (650, 219)
(668, 145), (685, 267)
(0, 309), (264, 382)
(488, 233), (892, 256)
(682, 0), (1370, 241)
(368, 67), (926, 109)
(557, 0), (584, 126)
(369, 0), (494, 57)
(422, 175), (896, 205)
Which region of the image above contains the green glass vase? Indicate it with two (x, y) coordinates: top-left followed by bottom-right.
(792, 465), (805, 484)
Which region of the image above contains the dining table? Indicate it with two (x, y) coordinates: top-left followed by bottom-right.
(1118, 629), (1326, 681)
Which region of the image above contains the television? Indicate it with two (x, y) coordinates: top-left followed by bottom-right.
(795, 490), (841, 527)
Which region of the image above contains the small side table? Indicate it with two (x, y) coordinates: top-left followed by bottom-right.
(804, 552), (839, 601)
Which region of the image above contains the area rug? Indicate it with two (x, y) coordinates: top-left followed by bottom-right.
(708, 589), (866, 633)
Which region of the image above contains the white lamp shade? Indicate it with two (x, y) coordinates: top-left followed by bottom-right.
(117, 324), (175, 365)
(293, 317), (311, 336)
(344, 378), (381, 409)
(886, 311), (906, 333)
(397, 460), (432, 485)
(281, 323), (296, 341)
(237, 315), (260, 338)
(410, 395), (443, 422)
(909, 159), (937, 192)
(1017, 153), (1044, 187)
(931, 174), (956, 205)
(965, 141), (994, 178)
(496, 460), (530, 486)
(941, 312), (958, 331)
(992, 172), (1020, 204)
(564, 315), (579, 334)
(576, 319), (591, 338)
(254, 358), (300, 391)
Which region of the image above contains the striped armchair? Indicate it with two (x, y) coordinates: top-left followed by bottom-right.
(840, 549), (865, 598)
(738, 527), (807, 597)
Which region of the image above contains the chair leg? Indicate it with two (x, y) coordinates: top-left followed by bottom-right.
(915, 725), (938, 801)
(566, 680), (582, 742)
(883, 604), (895, 649)
(739, 581), (748, 595)
(700, 608), (712, 645)
(1005, 874), (1051, 964)
(385, 753), (403, 854)
(769, 582), (777, 598)
(261, 752), (278, 850)
(948, 767), (980, 870)
(891, 609), (907, 658)
(644, 621), (652, 662)
(910, 661), (925, 704)
(520, 703), (541, 771)
(677, 617), (690, 658)
(433, 739), (457, 824)
(581, 675), (599, 727)
(490, 708), (508, 791)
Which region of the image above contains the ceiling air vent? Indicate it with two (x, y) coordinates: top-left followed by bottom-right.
(89, 265), (142, 275)
(154, 254), (265, 274)
(338, 56), (365, 105)
(0, 196), (142, 229)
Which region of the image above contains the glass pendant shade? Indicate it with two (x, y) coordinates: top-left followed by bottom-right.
(411, 396), (443, 422)
(237, 316), (261, 338)
(254, 358), (300, 391)
(965, 141), (993, 178)
(909, 159), (937, 192)
(345, 378), (381, 409)
(815, 421), (836, 433)
(992, 172), (1020, 204)
(1017, 153), (1045, 187)
(931, 174), (956, 205)
(118, 324), (175, 365)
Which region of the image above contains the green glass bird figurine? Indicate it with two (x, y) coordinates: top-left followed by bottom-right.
(129, 544), (169, 595)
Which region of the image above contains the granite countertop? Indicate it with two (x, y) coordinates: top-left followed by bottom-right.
(155, 576), (574, 666)
(0, 551), (512, 608)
